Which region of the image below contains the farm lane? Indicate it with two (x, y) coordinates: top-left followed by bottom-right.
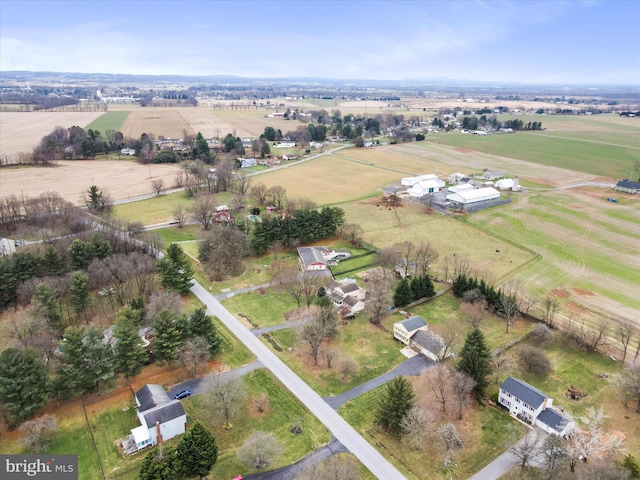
(190, 280), (407, 480)
(167, 360), (263, 399)
(323, 355), (432, 409)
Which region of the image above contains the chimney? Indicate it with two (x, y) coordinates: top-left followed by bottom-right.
(156, 421), (163, 445)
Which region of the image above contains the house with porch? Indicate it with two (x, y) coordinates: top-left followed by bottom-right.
(326, 279), (366, 317)
(499, 377), (574, 436)
(123, 384), (187, 453)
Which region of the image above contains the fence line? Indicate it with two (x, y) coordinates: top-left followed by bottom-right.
(81, 399), (107, 480)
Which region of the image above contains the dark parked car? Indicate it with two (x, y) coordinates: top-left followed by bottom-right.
(175, 390), (191, 400)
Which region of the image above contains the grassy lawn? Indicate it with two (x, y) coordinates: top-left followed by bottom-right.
(223, 289), (298, 328)
(212, 315), (255, 368)
(183, 368), (331, 479)
(112, 191), (195, 225)
(267, 312), (405, 396)
(85, 111), (131, 132)
(339, 381), (525, 479)
(154, 224), (202, 244)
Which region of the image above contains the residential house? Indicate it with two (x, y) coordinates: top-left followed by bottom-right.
(481, 170), (504, 180)
(238, 158), (257, 168)
(126, 384), (187, 452)
(120, 148), (136, 156)
(274, 140), (296, 148)
(326, 279), (366, 318)
(393, 316), (446, 362)
(499, 377), (574, 436)
(614, 179), (640, 194)
(297, 247), (351, 271)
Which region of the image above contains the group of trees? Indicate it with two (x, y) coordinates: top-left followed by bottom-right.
(251, 206), (345, 254)
(459, 115), (543, 132)
(392, 274), (436, 307)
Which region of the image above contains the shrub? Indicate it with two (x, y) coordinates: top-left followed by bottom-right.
(530, 323), (554, 344)
(518, 345), (551, 375)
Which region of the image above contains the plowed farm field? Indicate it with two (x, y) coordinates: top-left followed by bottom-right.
(0, 111), (104, 160)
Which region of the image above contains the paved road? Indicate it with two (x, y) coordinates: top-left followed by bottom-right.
(190, 281), (406, 480)
(167, 360), (263, 399)
(323, 355), (432, 409)
(243, 436), (348, 480)
(467, 428), (548, 480)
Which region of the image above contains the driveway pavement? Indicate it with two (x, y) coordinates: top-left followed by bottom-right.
(323, 355), (432, 409)
(243, 436), (348, 480)
(190, 280), (406, 480)
(167, 360), (262, 399)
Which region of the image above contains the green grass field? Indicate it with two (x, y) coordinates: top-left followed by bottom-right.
(85, 111), (131, 133)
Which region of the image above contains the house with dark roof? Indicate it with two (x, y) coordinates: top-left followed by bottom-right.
(297, 247), (351, 271)
(127, 384), (187, 452)
(393, 316), (447, 362)
(499, 377), (574, 436)
(326, 279), (366, 318)
(614, 179), (640, 194)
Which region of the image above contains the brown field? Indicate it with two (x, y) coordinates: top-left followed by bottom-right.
(0, 111), (104, 160)
(0, 159), (182, 205)
(119, 107), (195, 139)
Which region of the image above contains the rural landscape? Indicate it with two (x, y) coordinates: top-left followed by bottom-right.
(1, 71), (639, 480)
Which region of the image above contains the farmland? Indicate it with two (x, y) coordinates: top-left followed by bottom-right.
(85, 110), (131, 133)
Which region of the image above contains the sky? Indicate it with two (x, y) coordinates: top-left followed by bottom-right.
(1, 0), (639, 85)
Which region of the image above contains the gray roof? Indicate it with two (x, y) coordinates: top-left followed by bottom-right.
(616, 179), (640, 189)
(411, 329), (444, 354)
(297, 247), (326, 267)
(339, 282), (360, 294)
(500, 377), (548, 409)
(537, 408), (570, 433)
(343, 295), (360, 307)
(135, 384), (170, 412)
(142, 401), (186, 428)
(395, 316), (427, 333)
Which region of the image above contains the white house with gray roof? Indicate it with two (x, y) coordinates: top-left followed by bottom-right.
(499, 377), (574, 436)
(393, 316), (446, 362)
(127, 384), (187, 452)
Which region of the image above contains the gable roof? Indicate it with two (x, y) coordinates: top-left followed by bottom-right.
(395, 316), (427, 332)
(500, 377), (549, 409)
(411, 329), (444, 354)
(298, 247), (327, 266)
(135, 384), (170, 412)
(142, 401), (186, 428)
(537, 408), (570, 433)
(343, 295), (361, 307)
(616, 179), (640, 189)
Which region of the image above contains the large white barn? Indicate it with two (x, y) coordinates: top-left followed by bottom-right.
(446, 187), (500, 204)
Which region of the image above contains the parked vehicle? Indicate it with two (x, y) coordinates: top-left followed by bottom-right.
(174, 390), (191, 400)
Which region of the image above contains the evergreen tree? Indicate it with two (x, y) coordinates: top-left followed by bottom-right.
(188, 308), (221, 356)
(68, 271), (91, 320)
(68, 239), (94, 270)
(0, 348), (48, 424)
(153, 310), (187, 371)
(393, 278), (413, 307)
(32, 282), (63, 331)
(194, 132), (211, 162)
(42, 245), (65, 276)
(90, 234), (112, 260)
(157, 244), (194, 295)
(176, 421), (218, 479)
(457, 328), (492, 400)
(138, 446), (180, 480)
(375, 376), (415, 436)
(113, 307), (146, 384)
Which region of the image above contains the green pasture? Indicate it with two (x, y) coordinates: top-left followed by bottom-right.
(112, 192), (195, 225)
(86, 111), (131, 133)
(266, 312), (405, 396)
(183, 368), (331, 479)
(339, 382), (524, 479)
(426, 129), (638, 178)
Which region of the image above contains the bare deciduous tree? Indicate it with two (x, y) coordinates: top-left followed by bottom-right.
(151, 178), (164, 195)
(613, 363), (640, 412)
(20, 415), (57, 453)
(341, 223), (364, 246)
(233, 171), (253, 196)
(438, 423), (463, 468)
(414, 241), (439, 276)
(437, 319), (460, 361)
(460, 299), (487, 329)
(500, 293), (519, 334)
(266, 185), (287, 210)
(541, 295), (560, 328)
(509, 430), (543, 471)
(617, 323), (635, 364)
(250, 182), (268, 205)
(518, 345), (551, 375)
(337, 356), (360, 381)
(173, 203), (188, 228)
(203, 376), (246, 429)
(451, 370), (476, 420)
(238, 431), (282, 469)
(190, 194), (217, 230)
(299, 300), (337, 366)
(364, 268), (392, 325)
(530, 323), (554, 345)
(400, 406), (434, 451)
(491, 352), (515, 385)
(376, 245), (400, 276)
(426, 363), (450, 413)
(180, 336), (210, 378)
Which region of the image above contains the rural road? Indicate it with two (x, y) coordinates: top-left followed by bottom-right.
(190, 280), (406, 480)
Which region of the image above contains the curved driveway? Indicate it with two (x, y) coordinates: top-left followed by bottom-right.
(190, 281), (406, 480)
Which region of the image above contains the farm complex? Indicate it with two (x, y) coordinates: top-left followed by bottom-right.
(1, 76), (639, 480)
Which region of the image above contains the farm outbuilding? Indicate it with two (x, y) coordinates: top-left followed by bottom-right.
(446, 187), (500, 204)
(614, 179), (640, 194)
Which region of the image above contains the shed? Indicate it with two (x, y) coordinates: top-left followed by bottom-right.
(446, 187), (500, 204)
